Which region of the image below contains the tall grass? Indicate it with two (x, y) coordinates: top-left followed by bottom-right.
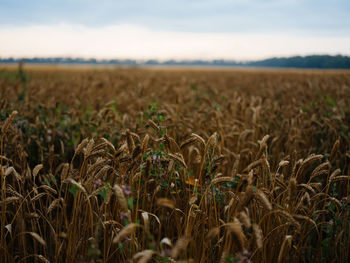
(0, 66), (349, 262)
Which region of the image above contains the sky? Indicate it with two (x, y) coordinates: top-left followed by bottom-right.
(0, 0), (349, 60)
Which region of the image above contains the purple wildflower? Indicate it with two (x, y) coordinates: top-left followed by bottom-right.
(121, 184), (132, 195)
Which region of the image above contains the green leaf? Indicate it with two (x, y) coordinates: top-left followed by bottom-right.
(98, 188), (108, 201)
(127, 197), (134, 209)
(190, 84), (198, 91)
(118, 243), (123, 252)
(325, 95), (336, 107)
(225, 254), (239, 263)
(111, 104), (117, 112)
(159, 142), (164, 150)
(151, 102), (157, 112)
(69, 184), (79, 197)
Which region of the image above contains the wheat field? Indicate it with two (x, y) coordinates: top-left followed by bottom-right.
(1, 65), (350, 262)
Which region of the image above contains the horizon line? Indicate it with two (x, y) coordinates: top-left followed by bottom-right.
(1, 54), (349, 63)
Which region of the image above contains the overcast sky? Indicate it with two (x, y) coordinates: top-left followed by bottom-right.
(0, 0), (349, 60)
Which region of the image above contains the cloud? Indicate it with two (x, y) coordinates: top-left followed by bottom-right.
(0, 24), (349, 60)
(0, 0), (349, 36)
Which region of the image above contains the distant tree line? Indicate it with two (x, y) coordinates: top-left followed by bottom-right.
(247, 55), (350, 69)
(1, 55), (349, 69)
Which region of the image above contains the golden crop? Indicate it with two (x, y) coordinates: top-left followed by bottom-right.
(0, 66), (350, 262)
